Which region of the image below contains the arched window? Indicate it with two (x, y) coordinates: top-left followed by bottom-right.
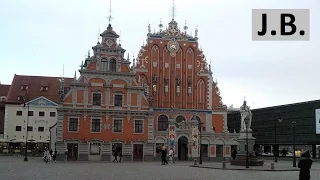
(101, 59), (108, 71)
(175, 115), (186, 129)
(110, 59), (117, 72)
(191, 115), (202, 130)
(158, 115), (168, 131)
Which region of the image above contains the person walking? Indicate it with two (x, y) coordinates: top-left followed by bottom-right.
(119, 150), (123, 162)
(298, 150), (313, 180)
(49, 149), (53, 162)
(113, 149), (118, 162)
(52, 149), (57, 163)
(64, 149), (68, 162)
(168, 148), (173, 165)
(161, 146), (168, 165)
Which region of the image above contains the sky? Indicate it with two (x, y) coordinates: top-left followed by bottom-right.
(0, 0), (319, 109)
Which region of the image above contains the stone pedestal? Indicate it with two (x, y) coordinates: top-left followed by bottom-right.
(231, 129), (264, 166)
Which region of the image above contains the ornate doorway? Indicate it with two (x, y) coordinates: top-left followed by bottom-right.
(178, 136), (188, 160)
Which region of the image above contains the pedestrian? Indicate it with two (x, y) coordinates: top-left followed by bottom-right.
(119, 150), (123, 162)
(168, 148), (173, 165)
(64, 149), (68, 161)
(49, 149), (53, 162)
(113, 149), (118, 162)
(52, 149), (57, 163)
(43, 149), (49, 163)
(161, 146), (168, 165)
(298, 150), (313, 180)
(231, 149), (237, 160)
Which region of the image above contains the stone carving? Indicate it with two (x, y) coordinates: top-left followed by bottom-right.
(164, 77), (169, 85)
(240, 100), (252, 131)
(187, 77), (192, 87)
(152, 74), (158, 84)
(177, 120), (187, 129)
(164, 76), (169, 95)
(167, 39), (180, 57)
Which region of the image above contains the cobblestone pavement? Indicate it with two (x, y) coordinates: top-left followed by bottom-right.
(0, 156), (319, 180)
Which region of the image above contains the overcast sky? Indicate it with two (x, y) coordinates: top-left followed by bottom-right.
(0, 0), (319, 109)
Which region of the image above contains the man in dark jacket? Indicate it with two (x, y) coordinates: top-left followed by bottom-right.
(298, 150), (313, 180)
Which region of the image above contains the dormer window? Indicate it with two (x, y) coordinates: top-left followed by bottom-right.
(20, 85), (28, 91)
(40, 86), (48, 92)
(17, 96), (25, 101)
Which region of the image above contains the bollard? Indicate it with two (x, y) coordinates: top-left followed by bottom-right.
(271, 162), (275, 170)
(194, 159), (198, 165)
(222, 161), (226, 168)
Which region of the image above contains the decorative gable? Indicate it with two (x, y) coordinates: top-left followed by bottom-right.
(28, 96), (58, 107)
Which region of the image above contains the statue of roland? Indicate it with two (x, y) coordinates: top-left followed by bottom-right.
(239, 100), (252, 131)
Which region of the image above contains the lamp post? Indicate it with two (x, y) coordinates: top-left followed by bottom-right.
(274, 112), (283, 163)
(292, 121), (297, 167)
(199, 122), (203, 164)
(23, 96), (29, 162)
(246, 125), (249, 168)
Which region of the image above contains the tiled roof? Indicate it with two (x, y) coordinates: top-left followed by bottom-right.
(0, 84), (11, 97)
(6, 74), (73, 104)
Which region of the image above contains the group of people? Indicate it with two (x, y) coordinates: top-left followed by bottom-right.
(42, 148), (57, 163)
(112, 147), (123, 162)
(160, 146), (174, 165)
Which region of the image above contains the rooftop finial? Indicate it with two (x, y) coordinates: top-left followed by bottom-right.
(183, 20), (188, 33)
(171, 0), (176, 20)
(119, 30), (122, 44)
(97, 28), (101, 43)
(62, 64), (65, 79)
(159, 18), (163, 31)
(107, 0), (113, 25)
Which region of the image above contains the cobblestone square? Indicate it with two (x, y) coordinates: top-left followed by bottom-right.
(0, 157), (320, 180)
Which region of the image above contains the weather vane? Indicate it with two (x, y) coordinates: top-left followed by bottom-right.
(107, 0), (113, 25)
(171, 0), (176, 20)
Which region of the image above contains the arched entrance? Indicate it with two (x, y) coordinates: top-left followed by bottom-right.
(178, 136), (188, 160)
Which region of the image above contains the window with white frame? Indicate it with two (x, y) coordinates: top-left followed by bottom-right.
(90, 143), (101, 155)
(113, 119), (122, 133)
(101, 59), (108, 71)
(114, 94), (123, 107)
(91, 119), (101, 132)
(69, 118), (78, 131)
(92, 93), (102, 106)
(134, 120), (143, 133)
(110, 59), (117, 72)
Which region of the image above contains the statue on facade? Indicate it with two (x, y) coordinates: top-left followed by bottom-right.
(240, 100), (252, 131)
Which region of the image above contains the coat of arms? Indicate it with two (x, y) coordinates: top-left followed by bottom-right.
(167, 39), (180, 57)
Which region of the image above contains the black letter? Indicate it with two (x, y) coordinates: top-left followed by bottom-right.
(281, 13), (297, 35)
(257, 13), (267, 36)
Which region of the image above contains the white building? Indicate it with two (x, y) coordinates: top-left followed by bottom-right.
(4, 96), (58, 150)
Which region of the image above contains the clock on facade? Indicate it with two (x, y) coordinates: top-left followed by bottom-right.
(106, 39), (114, 47)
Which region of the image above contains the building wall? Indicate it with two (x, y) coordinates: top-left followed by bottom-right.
(227, 100), (320, 145)
(4, 104), (57, 143)
(0, 102), (5, 134)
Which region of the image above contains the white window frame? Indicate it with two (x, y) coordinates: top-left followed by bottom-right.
(133, 119), (144, 134)
(90, 117), (102, 133)
(112, 118), (123, 133)
(68, 117), (80, 133)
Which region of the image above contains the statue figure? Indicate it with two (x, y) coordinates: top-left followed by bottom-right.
(176, 77), (181, 86)
(240, 100), (252, 131)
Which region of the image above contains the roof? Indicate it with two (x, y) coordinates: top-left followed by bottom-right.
(0, 84), (11, 97)
(6, 74), (73, 104)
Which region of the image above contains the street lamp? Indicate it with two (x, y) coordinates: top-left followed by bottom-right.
(199, 121), (203, 164)
(274, 112), (283, 163)
(246, 126), (249, 168)
(23, 96), (30, 162)
(292, 121), (297, 167)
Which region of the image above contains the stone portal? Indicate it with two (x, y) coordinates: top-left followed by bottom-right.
(178, 136), (188, 160)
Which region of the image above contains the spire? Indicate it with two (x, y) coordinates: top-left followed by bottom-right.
(195, 25), (198, 38)
(119, 31), (122, 45)
(127, 53), (130, 61)
(133, 54), (136, 66)
(97, 28), (101, 43)
(158, 18), (163, 31)
(107, 0), (113, 25)
(183, 20), (188, 34)
(74, 71), (77, 81)
(171, 0), (176, 21)
(148, 22), (151, 34)
(88, 50), (90, 58)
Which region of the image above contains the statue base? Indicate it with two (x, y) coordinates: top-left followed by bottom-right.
(230, 129), (264, 166)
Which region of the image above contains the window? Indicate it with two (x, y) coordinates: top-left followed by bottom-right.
(91, 119), (101, 132)
(110, 59), (117, 72)
(201, 144), (209, 157)
(114, 95), (123, 107)
(69, 118), (78, 131)
(134, 120), (143, 133)
(39, 111), (45, 116)
(113, 119), (122, 133)
(27, 126), (33, 132)
(16, 111), (22, 116)
(38, 127), (44, 132)
(90, 143), (101, 155)
(28, 111), (33, 116)
(15, 126), (22, 131)
(20, 85), (28, 91)
(50, 112), (56, 117)
(40, 86), (48, 92)
(158, 115), (168, 131)
(101, 59), (108, 71)
(92, 93), (102, 106)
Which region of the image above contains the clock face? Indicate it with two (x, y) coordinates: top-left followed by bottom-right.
(106, 39), (113, 46)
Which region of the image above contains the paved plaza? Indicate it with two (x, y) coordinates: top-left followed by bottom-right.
(0, 157), (320, 180)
